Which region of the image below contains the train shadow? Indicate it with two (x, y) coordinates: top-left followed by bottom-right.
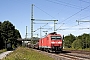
(61, 51), (71, 53)
(51, 51), (71, 54)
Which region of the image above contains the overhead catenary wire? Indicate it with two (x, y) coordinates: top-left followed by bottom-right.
(79, 0), (90, 4)
(56, 23), (65, 31)
(33, 3), (90, 32)
(58, 22), (90, 36)
(45, 0), (83, 9)
(71, 16), (90, 28)
(34, 5), (56, 19)
(62, 23), (84, 30)
(57, 15), (90, 32)
(57, 15), (90, 30)
(56, 4), (90, 31)
(56, 19), (90, 32)
(55, 0), (83, 9)
(58, 21), (90, 35)
(69, 26), (90, 36)
(34, 23), (48, 32)
(45, 0), (90, 31)
(78, 16), (90, 20)
(32, 3), (90, 36)
(34, 4), (59, 32)
(61, 4), (90, 23)
(70, 28), (90, 36)
(32, 4), (59, 32)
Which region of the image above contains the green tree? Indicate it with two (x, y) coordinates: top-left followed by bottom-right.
(0, 20), (22, 49)
(72, 39), (82, 49)
(88, 34), (90, 48)
(76, 33), (90, 49)
(1, 21), (15, 48)
(14, 29), (22, 47)
(81, 33), (90, 49)
(0, 21), (3, 49)
(64, 34), (76, 48)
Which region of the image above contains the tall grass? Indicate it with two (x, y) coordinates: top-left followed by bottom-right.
(2, 47), (54, 60)
(0, 49), (6, 54)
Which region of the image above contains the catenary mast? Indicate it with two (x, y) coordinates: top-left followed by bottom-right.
(31, 4), (34, 45)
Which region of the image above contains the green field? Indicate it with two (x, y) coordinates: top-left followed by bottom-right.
(2, 47), (54, 60)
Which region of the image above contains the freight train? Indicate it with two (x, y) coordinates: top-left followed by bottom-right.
(30, 32), (63, 52)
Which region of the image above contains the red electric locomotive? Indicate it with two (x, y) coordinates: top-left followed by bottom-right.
(39, 32), (63, 52)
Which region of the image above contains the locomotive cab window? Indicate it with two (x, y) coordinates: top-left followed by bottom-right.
(51, 36), (61, 40)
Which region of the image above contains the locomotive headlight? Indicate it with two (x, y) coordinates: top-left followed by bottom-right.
(51, 42), (55, 44)
(58, 42), (62, 44)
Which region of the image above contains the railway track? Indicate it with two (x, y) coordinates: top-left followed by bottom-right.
(33, 49), (90, 60)
(65, 50), (90, 55)
(58, 53), (90, 60)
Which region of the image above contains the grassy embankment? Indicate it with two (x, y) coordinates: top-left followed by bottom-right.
(0, 49), (6, 54)
(64, 48), (90, 51)
(2, 47), (54, 60)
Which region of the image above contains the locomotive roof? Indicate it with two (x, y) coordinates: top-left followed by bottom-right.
(49, 32), (57, 35)
(39, 32), (61, 39)
(47, 32), (61, 36)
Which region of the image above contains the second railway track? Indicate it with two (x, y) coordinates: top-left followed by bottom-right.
(33, 49), (90, 60)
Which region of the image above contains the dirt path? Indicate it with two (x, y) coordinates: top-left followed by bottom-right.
(0, 51), (13, 60)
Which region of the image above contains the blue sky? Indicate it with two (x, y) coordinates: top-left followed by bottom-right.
(0, 0), (90, 38)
